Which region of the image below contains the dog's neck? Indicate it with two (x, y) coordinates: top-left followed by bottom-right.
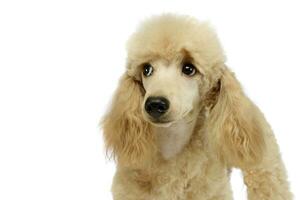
(154, 118), (197, 160)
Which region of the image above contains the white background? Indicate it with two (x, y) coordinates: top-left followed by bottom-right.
(0, 0), (299, 199)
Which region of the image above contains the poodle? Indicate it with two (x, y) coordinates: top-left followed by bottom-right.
(101, 14), (292, 200)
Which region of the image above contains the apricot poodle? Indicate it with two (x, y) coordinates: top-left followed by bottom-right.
(102, 14), (292, 200)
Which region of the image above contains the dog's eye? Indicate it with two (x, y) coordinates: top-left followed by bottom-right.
(143, 63), (153, 77)
(182, 63), (196, 76)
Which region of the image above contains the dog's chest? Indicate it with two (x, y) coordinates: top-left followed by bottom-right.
(131, 121), (230, 199)
(132, 149), (216, 200)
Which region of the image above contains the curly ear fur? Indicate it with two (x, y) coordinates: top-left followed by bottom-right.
(206, 67), (266, 168)
(101, 74), (156, 167)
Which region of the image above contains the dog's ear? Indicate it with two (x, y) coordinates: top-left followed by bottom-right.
(101, 74), (156, 167)
(206, 67), (266, 168)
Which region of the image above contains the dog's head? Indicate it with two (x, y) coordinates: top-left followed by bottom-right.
(102, 14), (265, 168)
(126, 15), (225, 127)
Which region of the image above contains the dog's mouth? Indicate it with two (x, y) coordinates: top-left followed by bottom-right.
(143, 114), (175, 127)
(147, 111), (193, 128)
(143, 108), (194, 128)
(150, 119), (174, 127)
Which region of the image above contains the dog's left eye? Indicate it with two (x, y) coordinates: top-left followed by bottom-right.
(182, 63), (197, 76)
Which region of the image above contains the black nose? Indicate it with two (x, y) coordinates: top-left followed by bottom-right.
(145, 97), (170, 119)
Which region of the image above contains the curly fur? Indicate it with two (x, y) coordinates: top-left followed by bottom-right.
(102, 75), (157, 167)
(101, 14), (292, 200)
(205, 68), (266, 168)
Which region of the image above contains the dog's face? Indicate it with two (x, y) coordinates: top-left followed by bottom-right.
(140, 54), (203, 127)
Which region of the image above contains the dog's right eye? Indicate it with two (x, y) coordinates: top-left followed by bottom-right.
(143, 63), (153, 77)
